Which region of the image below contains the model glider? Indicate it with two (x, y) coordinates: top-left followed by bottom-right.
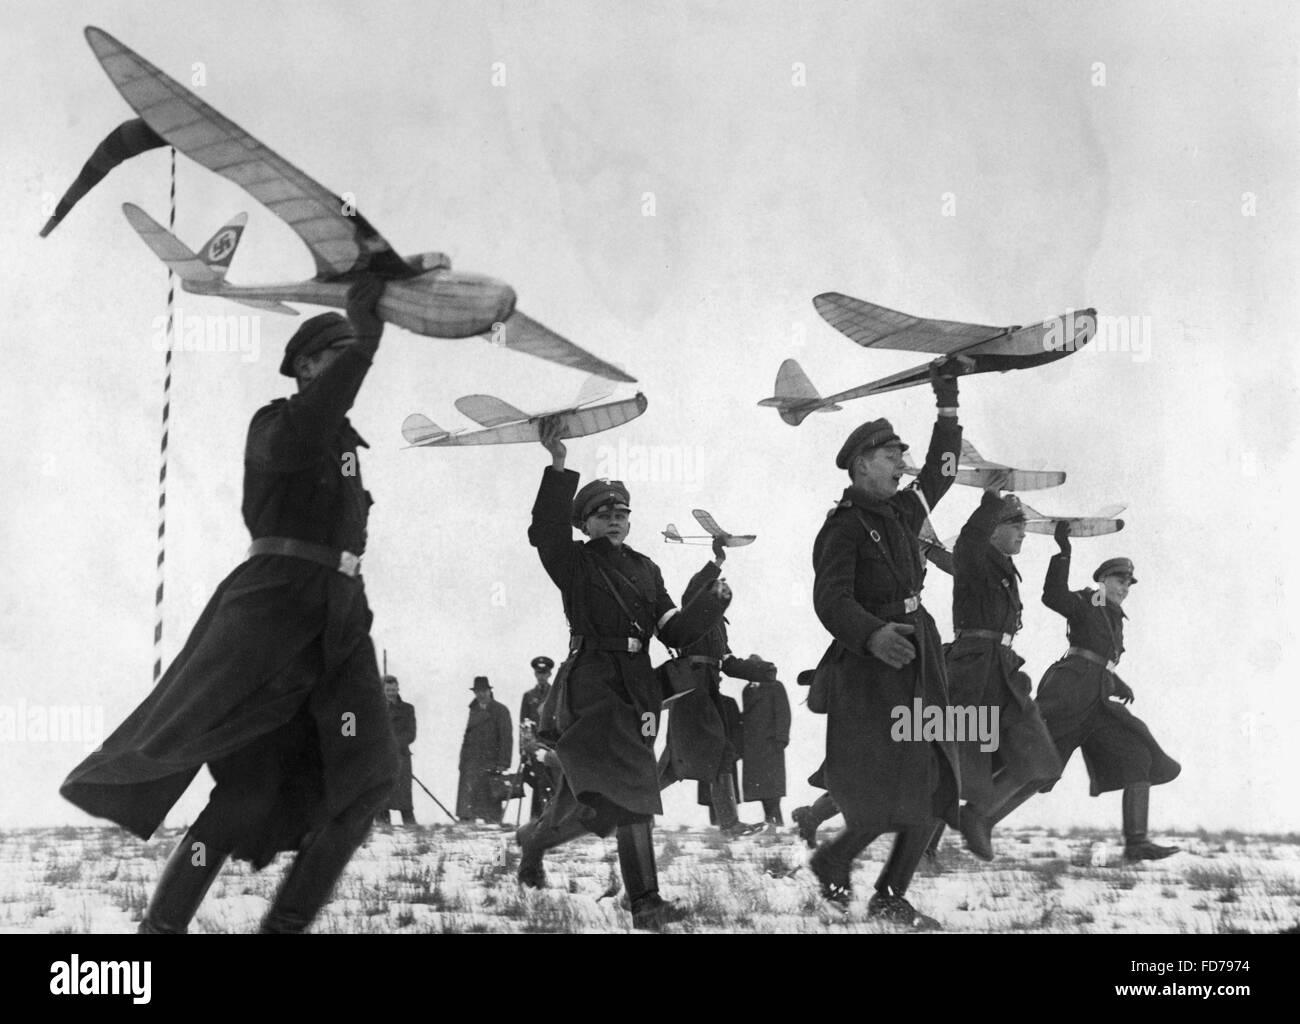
(402, 376), (645, 447)
(661, 510), (756, 547)
(903, 439), (1066, 492)
(44, 27), (635, 383)
(1021, 502), (1126, 537)
(759, 298), (1095, 425)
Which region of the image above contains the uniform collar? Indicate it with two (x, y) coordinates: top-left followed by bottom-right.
(841, 485), (899, 518)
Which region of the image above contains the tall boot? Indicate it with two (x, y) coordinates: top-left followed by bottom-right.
(259, 816), (371, 933)
(868, 826), (940, 929)
(617, 821), (685, 931)
(516, 815), (587, 889)
(711, 773), (764, 837)
(1122, 783), (1180, 862)
(139, 829), (229, 934)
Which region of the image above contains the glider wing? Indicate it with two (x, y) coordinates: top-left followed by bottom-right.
(86, 26), (414, 281)
(455, 395), (529, 428)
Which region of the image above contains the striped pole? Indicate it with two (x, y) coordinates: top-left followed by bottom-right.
(153, 146), (177, 683)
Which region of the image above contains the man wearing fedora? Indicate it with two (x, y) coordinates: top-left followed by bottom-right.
(61, 277), (399, 933)
(947, 491), (1063, 862)
(987, 527), (1181, 861)
(520, 656), (559, 820)
(807, 366), (963, 928)
(456, 677), (514, 823)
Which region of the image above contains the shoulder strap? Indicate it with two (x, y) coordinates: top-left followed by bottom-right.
(592, 561), (651, 638)
(850, 508), (913, 593)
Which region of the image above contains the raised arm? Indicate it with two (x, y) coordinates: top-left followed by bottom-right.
(1042, 523), (1086, 619)
(246, 277), (384, 471)
(954, 489), (1003, 574)
(656, 561), (731, 649)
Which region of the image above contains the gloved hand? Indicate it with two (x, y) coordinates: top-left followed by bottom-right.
(1111, 679), (1135, 704)
(867, 622), (917, 669)
(929, 363), (959, 408)
(1054, 520), (1072, 554)
(345, 274), (386, 341)
(712, 535), (727, 565)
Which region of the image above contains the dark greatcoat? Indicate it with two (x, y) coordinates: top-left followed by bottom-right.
(660, 565), (770, 789)
(1035, 553), (1180, 795)
(456, 698), (512, 821)
(945, 492), (1062, 809)
(520, 684), (559, 816)
(60, 338), (398, 868)
(528, 467), (728, 835)
(696, 695), (742, 807)
(741, 680), (791, 801)
(812, 415), (962, 832)
(382, 699), (417, 813)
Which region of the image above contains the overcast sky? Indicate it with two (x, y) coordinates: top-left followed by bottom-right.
(2, 0), (1297, 834)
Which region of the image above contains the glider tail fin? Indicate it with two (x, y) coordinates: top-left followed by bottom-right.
(758, 359), (841, 425)
(401, 413), (450, 446)
(196, 213), (248, 279)
(121, 203), (296, 314)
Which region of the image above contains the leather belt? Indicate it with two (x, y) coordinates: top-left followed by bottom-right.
(248, 536), (362, 578)
(873, 594), (921, 617)
(1066, 646), (1118, 673)
(957, 628), (1015, 647)
(686, 656), (720, 667)
(570, 635), (644, 654)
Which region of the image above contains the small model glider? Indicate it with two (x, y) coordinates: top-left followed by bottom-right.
(45, 27), (634, 383)
(759, 297), (1095, 425)
(1021, 502), (1126, 537)
(402, 376), (645, 447)
(903, 439), (1066, 492)
(661, 510), (756, 547)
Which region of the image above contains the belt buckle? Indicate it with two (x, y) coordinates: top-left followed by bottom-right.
(903, 595), (919, 613)
(1106, 659), (1118, 673)
(338, 551), (361, 577)
(1002, 633), (1013, 647)
(627, 638), (642, 654)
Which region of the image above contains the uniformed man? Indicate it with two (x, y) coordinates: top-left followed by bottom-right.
(519, 656), (559, 820)
(375, 675), (418, 826)
(947, 491), (1063, 861)
(61, 277), (399, 934)
(741, 673), (791, 825)
(988, 530), (1181, 861)
(807, 367), (962, 927)
(516, 418), (731, 931)
(660, 553), (772, 838)
(456, 677), (513, 823)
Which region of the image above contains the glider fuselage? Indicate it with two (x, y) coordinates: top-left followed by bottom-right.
(184, 268), (516, 339)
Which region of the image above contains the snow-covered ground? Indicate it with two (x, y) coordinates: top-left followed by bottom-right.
(2, 824), (1297, 934)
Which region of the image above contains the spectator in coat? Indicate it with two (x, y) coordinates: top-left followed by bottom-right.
(519, 656), (560, 820)
(741, 674), (791, 825)
(375, 675), (418, 826)
(456, 677), (512, 823)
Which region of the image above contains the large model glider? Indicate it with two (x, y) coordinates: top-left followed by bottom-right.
(1021, 502), (1126, 537)
(759, 297), (1095, 425)
(45, 27), (634, 383)
(903, 439), (1066, 492)
(662, 510), (756, 547)
(402, 376), (646, 447)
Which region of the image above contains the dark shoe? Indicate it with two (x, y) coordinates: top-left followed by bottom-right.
(959, 806), (994, 862)
(719, 820), (766, 838)
(791, 806), (819, 850)
(630, 894), (687, 931)
(867, 892), (941, 930)
(1123, 840), (1180, 862)
(809, 852), (851, 912)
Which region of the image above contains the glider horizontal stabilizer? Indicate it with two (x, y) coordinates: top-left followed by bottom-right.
(405, 393), (647, 447)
